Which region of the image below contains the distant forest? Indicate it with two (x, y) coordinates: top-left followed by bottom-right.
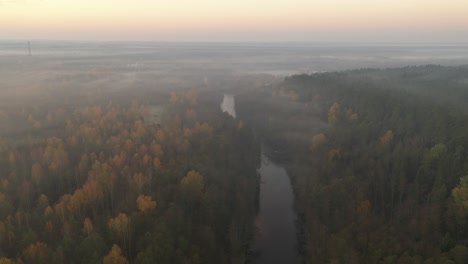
(237, 65), (468, 264)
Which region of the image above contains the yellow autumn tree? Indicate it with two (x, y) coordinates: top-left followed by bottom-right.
(193, 122), (213, 135)
(380, 130), (394, 145)
(131, 173), (148, 193)
(82, 218), (93, 236)
(37, 194), (49, 213)
(346, 109), (359, 121)
(180, 170), (205, 211)
(22, 242), (49, 264)
(103, 244), (128, 264)
(181, 170), (204, 193)
(142, 154), (151, 167)
(82, 179), (104, 214)
(0, 258), (16, 264)
(108, 213), (131, 249)
(136, 195), (157, 213)
(153, 158), (161, 170)
(43, 206), (53, 218)
(453, 175), (468, 211)
(311, 133), (328, 150)
(156, 130), (165, 142)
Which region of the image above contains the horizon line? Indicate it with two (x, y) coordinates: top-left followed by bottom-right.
(1, 38), (468, 46)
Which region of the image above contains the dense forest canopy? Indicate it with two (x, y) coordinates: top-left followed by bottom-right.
(0, 89), (260, 264)
(237, 65), (468, 264)
(1, 63), (468, 264)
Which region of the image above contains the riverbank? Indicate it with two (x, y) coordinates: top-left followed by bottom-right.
(222, 94), (303, 264)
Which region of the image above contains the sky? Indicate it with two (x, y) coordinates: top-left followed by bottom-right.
(1, 0), (468, 42)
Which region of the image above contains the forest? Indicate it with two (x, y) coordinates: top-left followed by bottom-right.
(0, 89), (260, 264)
(236, 65), (468, 264)
(1, 63), (468, 264)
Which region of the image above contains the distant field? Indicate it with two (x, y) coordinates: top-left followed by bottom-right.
(144, 104), (169, 125)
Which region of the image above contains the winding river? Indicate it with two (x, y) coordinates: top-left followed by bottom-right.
(220, 94), (300, 264)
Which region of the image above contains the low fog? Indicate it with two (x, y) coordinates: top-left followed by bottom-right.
(2, 40), (468, 264)
(2, 41), (468, 102)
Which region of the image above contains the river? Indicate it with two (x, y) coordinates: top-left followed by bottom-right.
(220, 94), (237, 118)
(220, 94), (300, 264)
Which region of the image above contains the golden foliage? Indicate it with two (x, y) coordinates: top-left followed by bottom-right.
(69, 189), (85, 217)
(82, 218), (94, 236)
(181, 170), (204, 192)
(1, 179), (9, 190)
(68, 135), (78, 146)
(150, 142), (164, 157)
(82, 179), (104, 209)
(0, 258), (16, 264)
(153, 158), (161, 170)
(22, 242), (49, 264)
(108, 213), (130, 243)
(142, 154), (151, 167)
(132, 120), (147, 139)
(131, 173), (148, 193)
(103, 244), (128, 264)
(136, 195), (157, 213)
(156, 130), (165, 142)
(311, 133), (328, 150)
(346, 109), (359, 121)
(42, 138), (69, 173)
(193, 122), (213, 135)
(453, 175), (468, 211)
(36, 195), (49, 216)
(43, 206), (53, 218)
(380, 130), (394, 145)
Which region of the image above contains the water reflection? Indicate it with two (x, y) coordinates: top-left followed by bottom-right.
(221, 94), (236, 118)
(220, 94), (299, 264)
(251, 154), (299, 264)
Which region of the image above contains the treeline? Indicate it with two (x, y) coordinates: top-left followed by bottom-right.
(237, 66), (468, 263)
(0, 90), (260, 263)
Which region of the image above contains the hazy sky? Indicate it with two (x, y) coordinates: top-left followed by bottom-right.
(1, 0), (468, 42)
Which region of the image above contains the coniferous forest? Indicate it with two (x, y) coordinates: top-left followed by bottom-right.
(237, 65), (468, 264)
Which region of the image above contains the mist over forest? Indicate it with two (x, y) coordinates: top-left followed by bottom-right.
(1, 41), (468, 264)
